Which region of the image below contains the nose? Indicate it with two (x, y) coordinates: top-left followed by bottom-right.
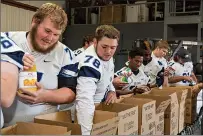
(46, 33), (53, 41)
(105, 47), (111, 54)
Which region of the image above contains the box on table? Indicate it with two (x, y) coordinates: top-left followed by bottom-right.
(148, 90), (179, 135)
(120, 97), (156, 135)
(95, 103), (138, 135)
(1, 122), (71, 135)
(134, 94), (171, 135)
(34, 110), (118, 135)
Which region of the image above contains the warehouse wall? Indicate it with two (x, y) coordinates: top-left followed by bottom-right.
(1, 1), (65, 32)
(63, 22), (164, 51)
(18, 1), (66, 9)
(1, 4), (35, 31)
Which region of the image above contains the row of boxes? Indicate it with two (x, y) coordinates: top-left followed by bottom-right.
(1, 86), (199, 135)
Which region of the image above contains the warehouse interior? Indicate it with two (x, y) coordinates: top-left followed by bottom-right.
(1, 0), (203, 135)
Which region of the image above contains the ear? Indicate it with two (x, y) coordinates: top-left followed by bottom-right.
(31, 18), (40, 27)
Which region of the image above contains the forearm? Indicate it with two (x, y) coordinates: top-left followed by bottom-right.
(1, 74), (18, 107)
(1, 62), (19, 108)
(163, 76), (169, 87)
(191, 72), (198, 83)
(43, 87), (75, 104)
(169, 76), (185, 83)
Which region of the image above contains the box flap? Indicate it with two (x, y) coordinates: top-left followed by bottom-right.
(16, 122), (67, 135)
(134, 94), (171, 113)
(91, 116), (119, 135)
(34, 111), (81, 135)
(93, 110), (117, 123)
(95, 103), (135, 113)
(1, 124), (17, 135)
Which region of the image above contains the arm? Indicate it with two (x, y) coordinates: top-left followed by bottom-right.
(169, 76), (190, 83)
(18, 47), (77, 104)
(116, 90), (133, 95)
(76, 77), (97, 135)
(191, 72), (198, 83)
(1, 61), (19, 107)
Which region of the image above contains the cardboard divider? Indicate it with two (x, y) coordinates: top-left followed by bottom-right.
(1, 122), (71, 135)
(95, 103), (138, 135)
(119, 97), (156, 135)
(133, 94), (171, 135)
(34, 110), (118, 135)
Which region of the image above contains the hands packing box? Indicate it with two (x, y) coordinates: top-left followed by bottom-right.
(119, 97), (156, 135)
(148, 90), (179, 135)
(34, 110), (118, 135)
(1, 122), (71, 135)
(134, 94), (171, 135)
(95, 103), (138, 135)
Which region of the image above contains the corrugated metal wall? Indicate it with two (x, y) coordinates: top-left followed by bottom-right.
(1, 3), (35, 31)
(1, 1), (65, 32)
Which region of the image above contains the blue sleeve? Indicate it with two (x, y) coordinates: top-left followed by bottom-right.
(1, 32), (24, 69)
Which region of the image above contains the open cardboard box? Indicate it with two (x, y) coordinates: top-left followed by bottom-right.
(115, 93), (133, 103)
(34, 110), (118, 135)
(95, 103), (138, 135)
(119, 97), (156, 135)
(154, 86), (198, 124)
(1, 122), (71, 135)
(134, 94), (171, 135)
(151, 87), (188, 132)
(148, 90), (179, 135)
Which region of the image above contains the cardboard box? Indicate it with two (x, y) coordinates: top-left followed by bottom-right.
(134, 94), (171, 135)
(34, 110), (118, 135)
(120, 97), (156, 135)
(1, 122), (71, 135)
(156, 86), (198, 125)
(149, 90), (179, 135)
(115, 93), (133, 103)
(100, 6), (113, 24)
(152, 87), (188, 132)
(95, 103), (138, 135)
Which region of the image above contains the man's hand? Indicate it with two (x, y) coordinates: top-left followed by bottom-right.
(113, 76), (129, 89)
(105, 91), (117, 105)
(133, 85), (151, 94)
(183, 76), (193, 82)
(17, 82), (47, 104)
(22, 53), (35, 70)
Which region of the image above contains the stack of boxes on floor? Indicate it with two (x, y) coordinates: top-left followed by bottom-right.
(1, 86), (200, 135)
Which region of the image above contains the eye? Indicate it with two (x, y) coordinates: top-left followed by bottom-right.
(45, 29), (51, 33)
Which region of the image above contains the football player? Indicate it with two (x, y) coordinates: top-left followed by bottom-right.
(75, 25), (119, 135)
(74, 34), (95, 57)
(114, 47), (150, 95)
(2, 3), (77, 127)
(168, 47), (194, 86)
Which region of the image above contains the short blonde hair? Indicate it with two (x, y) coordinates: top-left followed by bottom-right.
(155, 40), (170, 50)
(95, 25), (120, 42)
(32, 3), (68, 32)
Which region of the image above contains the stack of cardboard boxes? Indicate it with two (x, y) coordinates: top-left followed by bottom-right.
(1, 86), (200, 135)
